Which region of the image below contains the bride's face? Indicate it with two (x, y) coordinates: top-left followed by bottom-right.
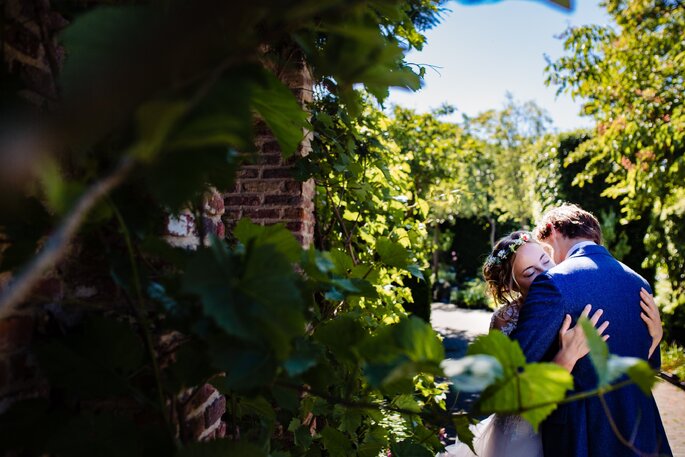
(512, 242), (555, 296)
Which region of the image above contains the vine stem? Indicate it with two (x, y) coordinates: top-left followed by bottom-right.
(110, 201), (178, 448)
(0, 156), (135, 319)
(598, 393), (660, 457)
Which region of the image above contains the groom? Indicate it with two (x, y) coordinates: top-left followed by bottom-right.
(511, 204), (671, 457)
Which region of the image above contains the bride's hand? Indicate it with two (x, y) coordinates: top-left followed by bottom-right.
(640, 288), (662, 359)
(553, 304), (609, 372)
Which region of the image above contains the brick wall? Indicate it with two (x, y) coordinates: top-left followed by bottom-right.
(0, 0), (63, 412)
(2, 0), (66, 106)
(0, 0), (315, 445)
(223, 57), (315, 248)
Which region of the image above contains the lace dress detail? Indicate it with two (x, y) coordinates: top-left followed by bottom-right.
(490, 301), (520, 336)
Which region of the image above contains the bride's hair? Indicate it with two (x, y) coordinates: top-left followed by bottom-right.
(482, 230), (536, 305)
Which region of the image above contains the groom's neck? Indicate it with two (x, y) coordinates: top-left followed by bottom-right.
(560, 237), (595, 260)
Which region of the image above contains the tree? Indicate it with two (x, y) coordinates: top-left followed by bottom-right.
(546, 0), (685, 337)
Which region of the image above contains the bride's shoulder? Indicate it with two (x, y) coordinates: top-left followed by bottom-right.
(490, 301), (521, 334)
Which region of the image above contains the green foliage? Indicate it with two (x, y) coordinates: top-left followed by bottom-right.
(300, 92), (430, 324)
(454, 277), (493, 310)
(661, 342), (685, 380)
(0, 0), (667, 455)
(546, 0), (685, 337)
(580, 317), (657, 395)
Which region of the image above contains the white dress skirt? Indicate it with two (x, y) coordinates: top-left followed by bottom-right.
(438, 303), (543, 457)
(438, 414), (542, 457)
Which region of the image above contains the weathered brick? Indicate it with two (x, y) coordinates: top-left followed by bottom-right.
(284, 180), (303, 195)
(0, 316), (34, 352)
(5, 22), (42, 57)
(241, 180), (283, 194)
(9, 351), (35, 383)
(204, 395), (226, 427)
(262, 167), (294, 179)
(18, 64), (57, 98)
(0, 360), (8, 389)
(182, 412), (205, 441)
(261, 140), (282, 154)
(256, 154), (282, 166)
(204, 189), (225, 216)
(254, 121), (271, 137)
(236, 168), (259, 179)
(224, 195), (261, 206)
(202, 217), (225, 238)
(216, 421), (227, 438)
(182, 384), (217, 418)
(33, 277), (63, 300)
(263, 195), (302, 206)
(222, 209), (241, 220)
(242, 208), (281, 220)
(283, 207), (305, 219)
(286, 221), (305, 232)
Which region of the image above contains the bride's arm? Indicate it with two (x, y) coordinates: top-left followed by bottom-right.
(551, 305), (609, 372)
(639, 288), (663, 360)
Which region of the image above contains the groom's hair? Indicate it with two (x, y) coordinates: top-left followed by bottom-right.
(534, 204), (603, 244)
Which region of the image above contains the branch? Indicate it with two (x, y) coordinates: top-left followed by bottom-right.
(0, 156), (135, 319)
(599, 393), (660, 457)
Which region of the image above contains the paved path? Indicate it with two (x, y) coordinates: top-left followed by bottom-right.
(430, 303), (685, 456)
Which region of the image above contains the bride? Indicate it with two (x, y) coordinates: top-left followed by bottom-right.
(439, 231), (664, 457)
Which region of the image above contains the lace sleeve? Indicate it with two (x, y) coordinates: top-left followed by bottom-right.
(490, 303), (520, 336)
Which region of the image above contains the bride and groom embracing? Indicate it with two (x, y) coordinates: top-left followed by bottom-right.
(441, 204), (672, 457)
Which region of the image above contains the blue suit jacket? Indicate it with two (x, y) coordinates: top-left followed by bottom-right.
(511, 244), (671, 457)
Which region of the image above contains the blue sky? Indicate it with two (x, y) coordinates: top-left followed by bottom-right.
(386, 0), (612, 131)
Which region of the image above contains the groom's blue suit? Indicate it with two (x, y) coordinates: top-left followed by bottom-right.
(511, 244), (672, 457)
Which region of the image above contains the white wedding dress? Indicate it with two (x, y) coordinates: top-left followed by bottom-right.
(438, 303), (543, 457)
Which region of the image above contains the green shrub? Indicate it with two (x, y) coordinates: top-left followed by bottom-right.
(454, 278), (494, 310)
(661, 342), (685, 380)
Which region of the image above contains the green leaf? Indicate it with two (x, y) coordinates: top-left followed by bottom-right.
(376, 237), (410, 268)
(34, 317), (145, 400)
(579, 316), (610, 386)
(176, 439), (267, 457)
(38, 158), (85, 216)
(452, 416), (476, 455)
(313, 315), (366, 362)
(320, 426), (353, 457)
(168, 71), (253, 151)
(392, 394), (421, 413)
(207, 336), (277, 392)
(131, 100), (188, 162)
(182, 236), (305, 358)
(234, 219), (302, 262)
(406, 264), (424, 279)
(361, 317), (444, 388)
(236, 396), (276, 423)
(441, 355), (503, 392)
(47, 413), (170, 457)
(288, 418), (313, 448)
(467, 330), (526, 379)
(607, 356), (656, 395)
(284, 338), (323, 377)
(477, 362), (573, 432)
(59, 5), (153, 98)
(251, 71), (308, 157)
(390, 440), (433, 457)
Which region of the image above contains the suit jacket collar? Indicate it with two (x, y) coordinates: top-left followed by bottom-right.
(567, 243), (611, 260)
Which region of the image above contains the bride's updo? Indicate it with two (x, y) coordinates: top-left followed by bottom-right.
(482, 231), (536, 306)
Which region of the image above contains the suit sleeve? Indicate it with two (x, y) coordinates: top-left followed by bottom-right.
(511, 273), (566, 363)
(649, 343), (661, 370)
